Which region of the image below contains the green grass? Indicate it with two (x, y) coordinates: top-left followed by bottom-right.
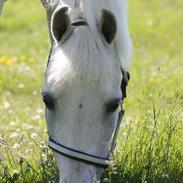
(0, 0), (183, 182)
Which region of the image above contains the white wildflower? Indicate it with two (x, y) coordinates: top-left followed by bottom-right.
(25, 149), (33, 154)
(32, 91), (37, 95)
(37, 108), (43, 114)
(31, 133), (38, 139)
(162, 173), (169, 178)
(13, 143), (20, 149)
(18, 83), (25, 89)
(10, 121), (16, 126)
(3, 101), (10, 109)
(147, 20), (153, 27)
(9, 132), (19, 138)
(32, 114), (41, 120)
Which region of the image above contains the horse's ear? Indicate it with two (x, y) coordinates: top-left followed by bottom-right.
(99, 9), (117, 44)
(51, 7), (72, 43)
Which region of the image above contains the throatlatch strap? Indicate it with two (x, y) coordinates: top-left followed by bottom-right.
(109, 110), (125, 154)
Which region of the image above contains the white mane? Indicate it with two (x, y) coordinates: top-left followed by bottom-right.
(81, 0), (132, 67)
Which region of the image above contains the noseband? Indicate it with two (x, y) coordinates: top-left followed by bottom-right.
(47, 20), (130, 168)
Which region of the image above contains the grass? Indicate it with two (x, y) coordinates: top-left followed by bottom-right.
(0, 0), (183, 182)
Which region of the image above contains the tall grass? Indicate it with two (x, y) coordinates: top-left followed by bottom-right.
(108, 95), (183, 182)
(0, 0), (183, 182)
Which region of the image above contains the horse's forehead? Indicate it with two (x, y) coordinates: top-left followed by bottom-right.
(45, 50), (120, 96)
(45, 70), (120, 101)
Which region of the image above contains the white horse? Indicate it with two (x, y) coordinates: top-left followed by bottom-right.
(41, 0), (132, 182)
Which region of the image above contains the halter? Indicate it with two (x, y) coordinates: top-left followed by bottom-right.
(47, 20), (130, 168)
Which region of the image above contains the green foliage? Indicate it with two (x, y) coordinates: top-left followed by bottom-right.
(0, 137), (58, 183)
(0, 0), (183, 182)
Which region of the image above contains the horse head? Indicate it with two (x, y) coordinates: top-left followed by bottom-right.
(41, 1), (131, 182)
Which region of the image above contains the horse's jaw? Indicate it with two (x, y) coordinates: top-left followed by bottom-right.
(56, 154), (103, 183)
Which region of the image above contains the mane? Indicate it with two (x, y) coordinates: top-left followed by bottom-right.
(81, 0), (132, 67)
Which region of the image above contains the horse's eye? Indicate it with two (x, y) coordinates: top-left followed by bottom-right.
(106, 99), (122, 113)
(42, 93), (55, 110)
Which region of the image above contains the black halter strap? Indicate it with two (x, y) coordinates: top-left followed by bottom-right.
(71, 20), (87, 26)
(121, 67), (130, 100)
(47, 46), (52, 67)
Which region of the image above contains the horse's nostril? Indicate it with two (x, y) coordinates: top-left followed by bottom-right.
(42, 93), (55, 110)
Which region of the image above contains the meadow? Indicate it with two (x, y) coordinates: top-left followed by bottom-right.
(0, 0), (183, 182)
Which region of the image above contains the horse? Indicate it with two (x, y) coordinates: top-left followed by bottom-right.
(41, 0), (132, 182)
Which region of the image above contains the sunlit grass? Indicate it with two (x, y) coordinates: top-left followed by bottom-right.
(0, 0), (183, 182)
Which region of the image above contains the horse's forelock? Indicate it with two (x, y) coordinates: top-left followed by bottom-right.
(46, 26), (119, 94)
